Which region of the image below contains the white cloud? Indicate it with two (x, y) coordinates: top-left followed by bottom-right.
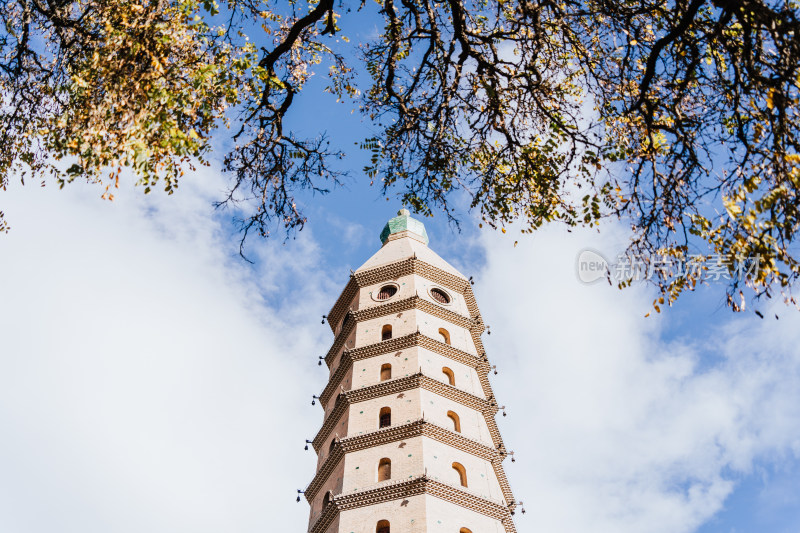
(477, 224), (800, 533)
(3, 172), (799, 533)
(0, 174), (333, 532)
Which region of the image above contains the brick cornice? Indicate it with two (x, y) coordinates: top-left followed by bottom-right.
(491, 456), (517, 512)
(368, 297), (485, 342)
(350, 295), (479, 332)
(320, 332), (495, 407)
(308, 476), (516, 533)
(324, 295), (484, 370)
(347, 373), (489, 410)
(324, 310), (417, 368)
(324, 312), (357, 368)
(346, 332), (423, 362)
(313, 373), (502, 452)
(416, 334), (483, 369)
(320, 354), (352, 408)
(485, 415), (506, 453)
(326, 258), (484, 334)
(327, 279), (360, 333)
(313, 395), (348, 452)
(305, 445), (345, 503)
(306, 419), (516, 506)
(307, 500), (338, 533)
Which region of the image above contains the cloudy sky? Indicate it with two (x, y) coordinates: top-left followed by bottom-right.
(2, 8), (800, 533)
(2, 159), (800, 533)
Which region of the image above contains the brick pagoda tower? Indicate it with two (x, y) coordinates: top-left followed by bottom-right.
(304, 209), (517, 533)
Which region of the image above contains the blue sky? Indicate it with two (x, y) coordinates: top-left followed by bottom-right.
(1, 5), (800, 533)
(4, 174), (800, 533)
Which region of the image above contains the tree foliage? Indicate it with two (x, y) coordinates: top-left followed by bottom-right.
(1, 0), (799, 310)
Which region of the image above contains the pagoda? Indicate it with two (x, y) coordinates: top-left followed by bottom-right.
(304, 209), (517, 533)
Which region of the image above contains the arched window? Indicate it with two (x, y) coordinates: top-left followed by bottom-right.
(452, 462), (468, 487)
(379, 407), (391, 428)
(322, 491), (332, 507)
(328, 438), (336, 454)
(380, 363), (392, 381)
(438, 327), (451, 344)
(431, 288), (451, 304)
(381, 324), (392, 341)
(376, 520), (390, 533)
(378, 458), (392, 481)
(447, 411), (461, 433)
(377, 285), (397, 300)
(460, 528), (473, 533)
(442, 366), (456, 386)
(342, 313), (351, 331)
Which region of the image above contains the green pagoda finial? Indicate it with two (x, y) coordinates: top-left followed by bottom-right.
(379, 209), (429, 245)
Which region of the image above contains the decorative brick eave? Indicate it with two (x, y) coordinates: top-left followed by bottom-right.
(470, 322), (487, 358)
(306, 419), (515, 506)
(349, 295), (477, 331)
(313, 373), (502, 452)
(327, 278), (359, 334)
(308, 476), (516, 533)
(347, 373), (488, 410)
(358, 293), (489, 364)
(324, 311), (357, 368)
(491, 455), (517, 512)
(305, 446), (345, 503)
(321, 332), (496, 408)
(326, 258), (484, 334)
(324, 293), (485, 370)
(313, 394), (349, 453)
(335, 475), (427, 512)
(425, 478), (516, 531)
(307, 420), (496, 501)
(415, 334), (482, 367)
(416, 334), (495, 404)
(321, 340), (406, 407)
(341, 331), (423, 365)
(319, 353), (353, 408)
(484, 412), (506, 453)
(307, 498), (339, 533)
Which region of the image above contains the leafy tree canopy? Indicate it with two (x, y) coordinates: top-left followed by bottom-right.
(1, 0), (799, 311)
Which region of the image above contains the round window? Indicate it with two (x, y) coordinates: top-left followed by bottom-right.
(376, 284), (398, 301)
(430, 288), (451, 304)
